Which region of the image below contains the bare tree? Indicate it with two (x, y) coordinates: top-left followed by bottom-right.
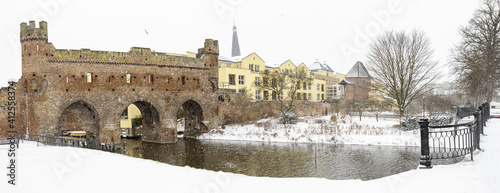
(367, 30), (438, 123)
(451, 0), (500, 105)
(256, 68), (312, 126)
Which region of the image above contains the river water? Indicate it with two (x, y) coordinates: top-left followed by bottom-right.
(123, 139), (420, 180)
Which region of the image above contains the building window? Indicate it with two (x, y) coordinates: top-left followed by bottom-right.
(255, 77), (261, 86)
(249, 64), (254, 72)
(239, 75), (245, 85)
(86, 73), (92, 83)
(272, 91), (277, 100)
(237, 63), (241, 68)
(308, 83), (311, 90)
(317, 84), (320, 91)
(264, 91), (269, 100)
(303, 93), (306, 101)
(229, 74), (235, 85)
(272, 79), (277, 88)
(291, 81), (295, 89)
(297, 92), (301, 100)
(308, 93), (311, 100)
(255, 65), (260, 73)
(279, 92), (283, 100)
(317, 94), (320, 101)
(303, 82), (306, 90)
(321, 84), (324, 91)
(126, 74), (131, 83)
(255, 90), (261, 100)
(239, 89), (245, 94)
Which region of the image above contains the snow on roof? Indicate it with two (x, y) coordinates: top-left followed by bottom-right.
(265, 61), (285, 68)
(339, 79), (354, 85)
(345, 61), (371, 78)
(219, 55), (244, 63)
(309, 60), (334, 72)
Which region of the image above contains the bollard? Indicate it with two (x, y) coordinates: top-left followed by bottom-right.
(419, 119), (432, 168)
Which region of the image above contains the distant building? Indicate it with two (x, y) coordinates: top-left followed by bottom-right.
(344, 61), (371, 102)
(217, 24), (346, 101)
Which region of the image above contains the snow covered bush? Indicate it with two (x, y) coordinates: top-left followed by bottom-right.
(402, 115), (453, 130)
(278, 112), (298, 124)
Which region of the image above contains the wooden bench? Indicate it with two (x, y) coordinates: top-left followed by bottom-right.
(0, 138), (19, 148)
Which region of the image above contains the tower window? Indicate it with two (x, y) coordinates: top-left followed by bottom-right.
(86, 73), (92, 83)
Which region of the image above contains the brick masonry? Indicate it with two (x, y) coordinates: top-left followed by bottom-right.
(5, 21), (220, 143)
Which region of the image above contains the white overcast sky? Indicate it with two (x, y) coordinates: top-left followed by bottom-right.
(0, 0), (480, 87)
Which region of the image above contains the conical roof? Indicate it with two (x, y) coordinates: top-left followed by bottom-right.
(345, 61), (371, 78)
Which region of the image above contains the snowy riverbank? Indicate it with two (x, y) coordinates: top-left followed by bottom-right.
(1, 119), (499, 192)
(199, 115), (421, 146)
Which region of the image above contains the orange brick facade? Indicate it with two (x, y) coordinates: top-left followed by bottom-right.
(7, 21), (220, 143)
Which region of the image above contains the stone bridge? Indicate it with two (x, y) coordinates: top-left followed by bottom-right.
(14, 21), (220, 143)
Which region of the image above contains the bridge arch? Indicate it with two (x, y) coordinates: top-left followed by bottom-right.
(123, 101), (161, 142)
(58, 100), (100, 141)
(179, 99), (205, 137)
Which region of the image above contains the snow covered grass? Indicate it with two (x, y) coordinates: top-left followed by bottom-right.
(1, 119), (499, 192)
(199, 115), (420, 146)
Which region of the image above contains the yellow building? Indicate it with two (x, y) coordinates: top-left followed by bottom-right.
(217, 54), (345, 101)
(120, 104), (142, 129)
(216, 23), (345, 102)
(218, 53), (265, 96)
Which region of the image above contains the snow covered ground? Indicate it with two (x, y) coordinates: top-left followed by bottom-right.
(1, 119), (499, 193)
(199, 115), (421, 146)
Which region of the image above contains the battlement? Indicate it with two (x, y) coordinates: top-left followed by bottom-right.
(197, 39), (219, 58)
(52, 47), (203, 67)
(20, 21), (48, 42)
(20, 21), (219, 70)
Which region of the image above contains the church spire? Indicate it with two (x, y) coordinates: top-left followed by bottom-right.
(231, 22), (241, 57)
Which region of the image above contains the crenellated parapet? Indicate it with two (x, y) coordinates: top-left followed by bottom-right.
(21, 21), (218, 70)
(20, 21), (48, 43)
(51, 47), (205, 68)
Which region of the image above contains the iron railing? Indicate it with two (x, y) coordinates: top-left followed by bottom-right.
(15, 133), (125, 154)
(419, 103), (489, 168)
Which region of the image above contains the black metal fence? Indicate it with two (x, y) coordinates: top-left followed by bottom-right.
(419, 103), (489, 168)
(15, 133), (125, 154)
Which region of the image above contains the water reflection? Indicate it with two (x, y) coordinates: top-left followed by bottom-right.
(124, 139), (420, 180)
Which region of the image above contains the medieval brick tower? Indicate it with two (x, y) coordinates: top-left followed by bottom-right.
(15, 21), (220, 144)
(344, 61), (371, 102)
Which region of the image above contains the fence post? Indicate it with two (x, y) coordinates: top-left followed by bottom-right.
(473, 112), (481, 151)
(419, 118), (432, 168)
(482, 103), (487, 133)
(478, 106), (484, 136)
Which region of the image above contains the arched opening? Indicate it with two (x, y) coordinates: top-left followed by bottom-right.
(120, 104), (142, 138)
(176, 106), (185, 137)
(58, 101), (99, 141)
(122, 101), (160, 141)
(30, 78), (38, 92)
(179, 100), (204, 137)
